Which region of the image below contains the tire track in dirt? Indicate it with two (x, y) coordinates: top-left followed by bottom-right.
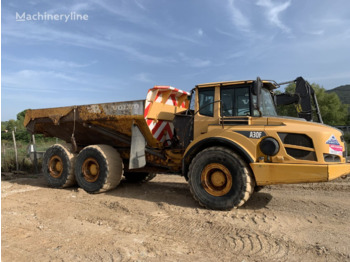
(68, 178), (350, 261)
(74, 200), (324, 261)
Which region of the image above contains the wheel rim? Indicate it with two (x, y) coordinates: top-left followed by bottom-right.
(48, 155), (64, 178)
(82, 158), (100, 182)
(201, 163), (232, 196)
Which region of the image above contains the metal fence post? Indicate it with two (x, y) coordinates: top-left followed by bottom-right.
(12, 131), (19, 171)
(32, 134), (38, 174)
(2, 142), (6, 171)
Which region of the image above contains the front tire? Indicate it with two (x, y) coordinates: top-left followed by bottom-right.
(42, 144), (76, 188)
(188, 147), (254, 210)
(75, 145), (123, 193)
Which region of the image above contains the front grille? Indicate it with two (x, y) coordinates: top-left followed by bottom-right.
(278, 133), (314, 148)
(279, 133), (316, 161)
(286, 148), (317, 161)
(324, 154), (341, 162)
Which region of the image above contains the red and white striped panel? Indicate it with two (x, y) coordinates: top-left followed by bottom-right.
(145, 86), (190, 143)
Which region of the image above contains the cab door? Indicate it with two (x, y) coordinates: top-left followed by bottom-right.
(194, 86), (220, 138)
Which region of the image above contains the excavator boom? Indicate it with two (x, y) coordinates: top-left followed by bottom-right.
(275, 77), (323, 123)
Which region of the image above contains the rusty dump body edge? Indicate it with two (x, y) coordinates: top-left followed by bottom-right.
(24, 100), (160, 149)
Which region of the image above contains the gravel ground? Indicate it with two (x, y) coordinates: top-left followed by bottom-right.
(2, 172), (350, 261)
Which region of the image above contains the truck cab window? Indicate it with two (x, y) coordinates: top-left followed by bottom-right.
(252, 88), (277, 116)
(198, 88), (214, 117)
(221, 86), (250, 116)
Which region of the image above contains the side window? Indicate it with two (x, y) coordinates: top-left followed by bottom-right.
(221, 86), (250, 116)
(198, 88), (214, 117)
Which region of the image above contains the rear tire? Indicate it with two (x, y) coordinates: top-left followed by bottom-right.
(124, 172), (156, 183)
(42, 144), (76, 188)
(188, 147), (254, 210)
(75, 145), (123, 193)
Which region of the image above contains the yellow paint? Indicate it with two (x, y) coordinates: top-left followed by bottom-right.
(328, 164), (350, 180)
(251, 162), (350, 185)
(24, 106), (74, 127)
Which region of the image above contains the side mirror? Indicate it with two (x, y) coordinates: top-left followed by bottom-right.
(253, 77), (263, 116)
(253, 76), (262, 96)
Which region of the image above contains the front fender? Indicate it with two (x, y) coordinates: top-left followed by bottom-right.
(182, 130), (255, 179)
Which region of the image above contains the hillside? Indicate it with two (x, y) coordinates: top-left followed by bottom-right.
(326, 85), (350, 105)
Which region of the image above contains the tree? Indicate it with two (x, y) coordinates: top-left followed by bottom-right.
(17, 110), (26, 121)
(4, 119), (18, 132)
(277, 83), (348, 126)
(1, 110), (31, 142)
(1, 122), (8, 132)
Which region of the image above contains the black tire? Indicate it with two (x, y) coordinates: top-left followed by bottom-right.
(42, 144), (76, 188)
(188, 147), (255, 210)
(75, 145), (123, 193)
(254, 186), (265, 192)
(124, 172), (156, 183)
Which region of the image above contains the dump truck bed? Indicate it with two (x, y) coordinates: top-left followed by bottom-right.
(24, 100), (160, 149)
(25, 86), (190, 152)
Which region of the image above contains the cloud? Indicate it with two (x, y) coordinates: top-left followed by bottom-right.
(227, 51), (246, 59)
(227, 0), (251, 32)
(135, 73), (153, 83)
(2, 70), (82, 92)
(2, 17), (175, 64)
(308, 71), (350, 82)
(90, 0), (152, 25)
(48, 2), (94, 14)
(134, 0), (147, 10)
(318, 18), (349, 26)
(197, 28), (204, 37)
(2, 68), (125, 94)
(166, 32), (200, 44)
(256, 0), (291, 33)
(179, 53), (211, 68)
(4, 56), (96, 69)
(309, 30), (324, 36)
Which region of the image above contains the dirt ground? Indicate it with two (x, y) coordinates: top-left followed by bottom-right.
(2, 172), (350, 262)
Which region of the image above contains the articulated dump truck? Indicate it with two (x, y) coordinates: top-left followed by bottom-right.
(24, 77), (350, 210)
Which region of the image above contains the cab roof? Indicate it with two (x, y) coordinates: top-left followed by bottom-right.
(196, 80), (278, 90)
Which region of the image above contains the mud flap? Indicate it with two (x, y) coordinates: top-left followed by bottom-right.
(129, 124), (147, 169)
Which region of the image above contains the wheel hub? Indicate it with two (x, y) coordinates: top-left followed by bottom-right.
(201, 163), (232, 196)
(211, 171), (226, 187)
(48, 155), (63, 178)
(82, 158), (100, 182)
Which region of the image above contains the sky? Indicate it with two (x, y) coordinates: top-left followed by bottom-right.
(2, 0), (350, 121)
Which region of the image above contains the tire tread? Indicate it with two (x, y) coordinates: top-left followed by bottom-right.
(76, 145), (123, 193)
(43, 144), (76, 188)
(188, 146), (255, 210)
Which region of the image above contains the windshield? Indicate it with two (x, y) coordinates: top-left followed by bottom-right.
(220, 85), (277, 117)
(253, 88), (277, 116)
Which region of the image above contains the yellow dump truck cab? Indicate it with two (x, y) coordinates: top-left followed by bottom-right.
(180, 79), (349, 209)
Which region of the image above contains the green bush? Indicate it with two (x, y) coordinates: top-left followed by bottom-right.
(1, 139), (56, 173)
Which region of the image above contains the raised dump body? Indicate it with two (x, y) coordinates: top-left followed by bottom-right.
(25, 87), (190, 172)
(25, 100), (152, 146)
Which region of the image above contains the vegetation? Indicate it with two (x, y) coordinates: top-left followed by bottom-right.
(326, 85), (350, 105)
(276, 83), (349, 153)
(2, 110), (60, 172)
(277, 83), (349, 126)
(1, 110), (58, 143)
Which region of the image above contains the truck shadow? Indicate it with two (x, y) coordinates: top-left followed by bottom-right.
(105, 179), (273, 210)
(3, 174), (273, 210)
